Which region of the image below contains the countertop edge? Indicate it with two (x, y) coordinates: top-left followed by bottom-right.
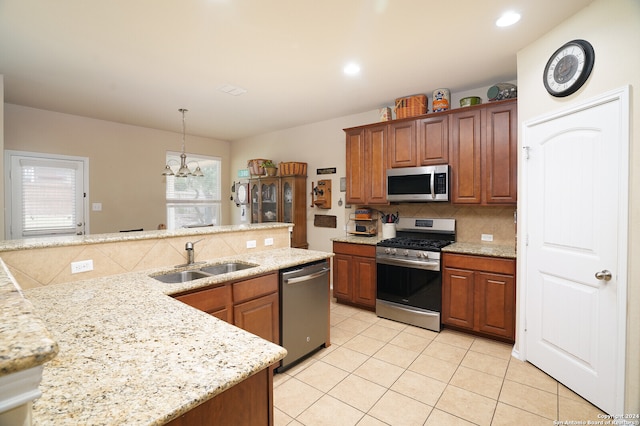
(0, 223), (291, 252)
(0, 260), (59, 377)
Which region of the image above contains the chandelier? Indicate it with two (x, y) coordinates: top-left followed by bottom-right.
(162, 108), (204, 178)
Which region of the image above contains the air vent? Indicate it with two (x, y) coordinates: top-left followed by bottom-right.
(218, 84), (247, 96)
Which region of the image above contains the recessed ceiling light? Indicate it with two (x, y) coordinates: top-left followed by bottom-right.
(343, 62), (361, 76)
(496, 11), (521, 27)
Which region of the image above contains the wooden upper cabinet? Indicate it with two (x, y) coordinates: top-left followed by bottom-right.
(388, 121), (417, 168)
(450, 109), (482, 204)
(364, 125), (388, 204)
(345, 128), (366, 204)
(417, 115), (449, 165)
(346, 99), (517, 206)
(484, 102), (517, 204)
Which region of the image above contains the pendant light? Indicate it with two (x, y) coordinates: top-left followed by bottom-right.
(162, 108), (204, 177)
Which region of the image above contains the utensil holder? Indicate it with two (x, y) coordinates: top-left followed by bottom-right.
(382, 223), (396, 239)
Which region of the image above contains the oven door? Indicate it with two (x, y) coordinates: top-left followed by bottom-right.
(376, 261), (442, 313)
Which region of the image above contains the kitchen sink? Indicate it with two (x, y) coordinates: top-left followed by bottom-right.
(151, 270), (211, 283)
(151, 262), (258, 283)
(199, 262), (257, 275)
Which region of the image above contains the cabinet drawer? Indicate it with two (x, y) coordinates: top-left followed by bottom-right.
(333, 242), (376, 258)
(175, 284), (231, 313)
(233, 273), (279, 304)
(443, 253), (515, 275)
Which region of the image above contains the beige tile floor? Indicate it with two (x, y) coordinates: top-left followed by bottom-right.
(273, 299), (606, 426)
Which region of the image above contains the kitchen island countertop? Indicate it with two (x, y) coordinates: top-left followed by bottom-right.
(7, 247), (332, 425)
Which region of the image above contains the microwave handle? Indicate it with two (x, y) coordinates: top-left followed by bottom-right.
(430, 172), (435, 199)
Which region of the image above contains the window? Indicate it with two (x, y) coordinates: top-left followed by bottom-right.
(165, 152), (221, 229)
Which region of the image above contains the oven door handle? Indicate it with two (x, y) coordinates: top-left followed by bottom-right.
(376, 256), (440, 271)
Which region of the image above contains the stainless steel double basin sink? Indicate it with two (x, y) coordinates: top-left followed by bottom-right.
(151, 262), (257, 284)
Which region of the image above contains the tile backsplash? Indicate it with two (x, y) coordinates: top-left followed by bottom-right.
(357, 204), (516, 246)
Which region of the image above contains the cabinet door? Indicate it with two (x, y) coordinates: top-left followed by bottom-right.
(333, 254), (352, 301)
(484, 102), (517, 204)
(234, 292), (279, 344)
(417, 115), (449, 165)
(450, 109), (482, 204)
(345, 128), (366, 204)
(250, 181), (260, 223)
(388, 121), (417, 168)
(475, 272), (515, 340)
(364, 125), (388, 204)
(281, 176), (308, 248)
(353, 256), (376, 308)
(260, 178), (280, 222)
(442, 267), (475, 330)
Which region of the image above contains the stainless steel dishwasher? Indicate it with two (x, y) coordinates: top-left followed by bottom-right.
(276, 260), (330, 372)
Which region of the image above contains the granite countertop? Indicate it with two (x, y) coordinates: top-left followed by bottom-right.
(442, 242), (517, 259)
(331, 236), (516, 259)
(0, 222), (290, 252)
(6, 247), (332, 425)
(331, 235), (384, 245)
(0, 263), (58, 376)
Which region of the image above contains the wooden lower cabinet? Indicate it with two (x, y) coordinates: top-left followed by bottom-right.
(442, 253), (515, 342)
(171, 272), (280, 426)
(175, 272), (280, 345)
(165, 367), (272, 426)
(333, 242), (376, 309)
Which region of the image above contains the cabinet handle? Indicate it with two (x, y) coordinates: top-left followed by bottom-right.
(284, 268), (329, 284)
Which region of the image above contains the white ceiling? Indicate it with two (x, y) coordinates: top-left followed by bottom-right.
(0, 0), (593, 141)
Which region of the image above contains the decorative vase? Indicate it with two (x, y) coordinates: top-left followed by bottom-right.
(265, 167), (277, 177)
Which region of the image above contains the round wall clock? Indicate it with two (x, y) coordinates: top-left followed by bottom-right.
(543, 39), (595, 97)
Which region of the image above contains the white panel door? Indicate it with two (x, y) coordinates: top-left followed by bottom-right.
(523, 89), (628, 414)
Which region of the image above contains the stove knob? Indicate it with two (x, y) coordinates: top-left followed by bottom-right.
(390, 248), (397, 255)
(422, 252), (429, 259)
(403, 249), (409, 256)
(384, 248), (391, 254)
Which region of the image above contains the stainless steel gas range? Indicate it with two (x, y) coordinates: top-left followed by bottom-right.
(376, 217), (455, 332)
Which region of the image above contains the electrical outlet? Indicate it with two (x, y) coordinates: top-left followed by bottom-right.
(71, 259), (94, 274)
(264, 237), (274, 246)
(481, 234), (494, 242)
(246, 240), (257, 248)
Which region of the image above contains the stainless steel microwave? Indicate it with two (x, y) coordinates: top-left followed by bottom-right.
(386, 165), (450, 202)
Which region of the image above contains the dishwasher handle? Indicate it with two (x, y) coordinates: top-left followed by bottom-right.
(284, 267), (330, 285)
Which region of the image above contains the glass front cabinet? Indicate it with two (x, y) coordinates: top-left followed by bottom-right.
(250, 175), (308, 248)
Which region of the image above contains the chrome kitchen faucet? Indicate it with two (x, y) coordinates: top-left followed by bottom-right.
(185, 239), (204, 265)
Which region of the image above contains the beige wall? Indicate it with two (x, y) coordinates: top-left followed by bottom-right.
(231, 110), (377, 253)
(3, 104), (232, 234)
(516, 0), (639, 411)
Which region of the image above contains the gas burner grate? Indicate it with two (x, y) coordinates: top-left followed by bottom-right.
(377, 237), (453, 251)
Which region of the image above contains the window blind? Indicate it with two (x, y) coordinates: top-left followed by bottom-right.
(20, 159), (78, 234)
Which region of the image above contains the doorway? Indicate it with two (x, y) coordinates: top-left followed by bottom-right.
(5, 151), (88, 239)
(520, 87), (629, 414)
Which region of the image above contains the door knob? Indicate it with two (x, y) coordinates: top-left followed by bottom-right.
(595, 270), (612, 281)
